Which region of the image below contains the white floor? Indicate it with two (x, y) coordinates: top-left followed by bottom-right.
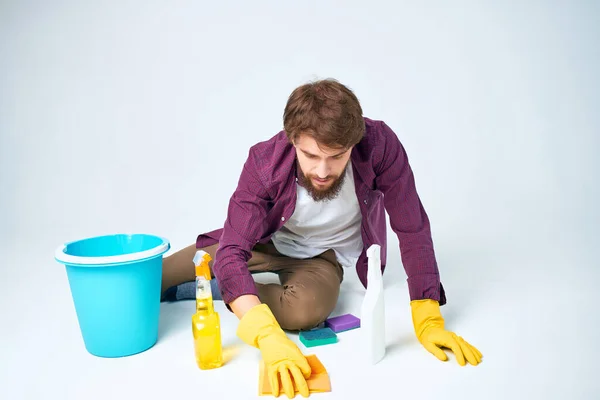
(2, 237), (598, 400)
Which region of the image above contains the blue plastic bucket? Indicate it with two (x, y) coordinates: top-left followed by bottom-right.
(55, 233), (170, 357)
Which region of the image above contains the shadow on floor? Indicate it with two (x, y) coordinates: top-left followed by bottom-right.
(222, 342), (244, 365)
(384, 334), (416, 358)
(157, 301), (193, 342)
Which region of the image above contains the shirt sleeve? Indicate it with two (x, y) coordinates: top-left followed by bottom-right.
(211, 155), (273, 305)
(374, 121), (446, 305)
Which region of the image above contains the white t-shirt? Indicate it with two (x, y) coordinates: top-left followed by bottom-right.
(271, 163), (364, 268)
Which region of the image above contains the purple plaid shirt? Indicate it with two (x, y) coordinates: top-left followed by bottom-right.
(196, 117), (446, 306)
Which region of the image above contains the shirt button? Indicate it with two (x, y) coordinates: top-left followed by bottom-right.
(281, 217), (285, 221)
(364, 200), (368, 204)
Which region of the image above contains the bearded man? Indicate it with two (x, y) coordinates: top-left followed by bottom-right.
(161, 78), (482, 398)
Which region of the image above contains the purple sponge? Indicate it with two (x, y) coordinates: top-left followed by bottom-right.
(324, 313), (360, 333)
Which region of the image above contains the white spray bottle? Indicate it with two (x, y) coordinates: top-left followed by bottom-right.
(360, 244), (386, 364)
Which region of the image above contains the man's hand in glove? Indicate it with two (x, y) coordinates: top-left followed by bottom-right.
(237, 303), (311, 398)
(411, 299), (483, 366)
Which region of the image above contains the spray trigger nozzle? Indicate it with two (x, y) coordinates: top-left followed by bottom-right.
(193, 250), (212, 265)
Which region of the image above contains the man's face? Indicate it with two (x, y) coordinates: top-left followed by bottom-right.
(293, 134), (353, 201)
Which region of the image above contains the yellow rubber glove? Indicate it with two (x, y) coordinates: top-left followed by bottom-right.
(237, 304), (311, 398)
(411, 299), (483, 366)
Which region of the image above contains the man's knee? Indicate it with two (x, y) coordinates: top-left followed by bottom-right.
(278, 284), (339, 331)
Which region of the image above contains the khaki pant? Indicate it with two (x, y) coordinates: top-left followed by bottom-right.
(161, 241), (344, 331)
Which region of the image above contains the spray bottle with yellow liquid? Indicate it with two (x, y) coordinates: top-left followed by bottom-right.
(191, 250), (223, 370)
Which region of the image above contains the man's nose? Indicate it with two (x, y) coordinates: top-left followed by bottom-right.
(315, 161), (330, 178)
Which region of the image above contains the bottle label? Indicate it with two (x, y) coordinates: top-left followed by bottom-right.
(196, 277), (212, 298)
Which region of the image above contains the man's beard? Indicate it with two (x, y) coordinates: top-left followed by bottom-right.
(297, 161), (348, 202)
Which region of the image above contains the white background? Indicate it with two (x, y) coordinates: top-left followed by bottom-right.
(1, 1), (598, 399)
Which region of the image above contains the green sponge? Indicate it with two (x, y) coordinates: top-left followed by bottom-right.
(299, 327), (338, 347)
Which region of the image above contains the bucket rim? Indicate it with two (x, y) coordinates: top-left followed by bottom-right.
(54, 233), (170, 266)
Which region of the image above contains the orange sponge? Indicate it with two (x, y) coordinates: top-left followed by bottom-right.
(258, 354), (331, 396)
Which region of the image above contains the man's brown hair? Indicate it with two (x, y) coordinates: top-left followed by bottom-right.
(283, 78), (365, 150)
